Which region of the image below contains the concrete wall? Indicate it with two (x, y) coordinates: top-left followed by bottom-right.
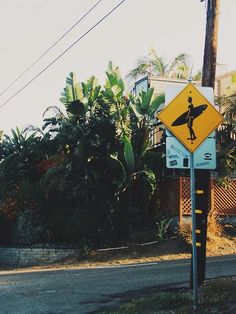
(0, 247), (81, 267)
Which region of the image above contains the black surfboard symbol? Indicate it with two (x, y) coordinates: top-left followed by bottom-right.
(171, 104), (208, 126)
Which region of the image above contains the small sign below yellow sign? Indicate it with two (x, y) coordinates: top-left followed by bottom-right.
(157, 83), (223, 152)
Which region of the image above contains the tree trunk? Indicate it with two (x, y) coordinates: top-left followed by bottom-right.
(202, 0), (220, 88)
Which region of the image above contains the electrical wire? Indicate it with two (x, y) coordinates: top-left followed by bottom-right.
(0, 0), (126, 110)
(0, 0), (103, 98)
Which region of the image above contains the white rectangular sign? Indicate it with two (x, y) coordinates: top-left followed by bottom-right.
(166, 136), (216, 169)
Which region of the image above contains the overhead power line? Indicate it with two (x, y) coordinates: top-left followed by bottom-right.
(0, 0), (126, 110)
(0, 0), (103, 98)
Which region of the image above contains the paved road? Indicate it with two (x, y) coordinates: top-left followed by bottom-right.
(0, 255), (235, 314)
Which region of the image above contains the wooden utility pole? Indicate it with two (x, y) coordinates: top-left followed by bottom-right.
(191, 0), (220, 288)
(202, 0), (220, 87)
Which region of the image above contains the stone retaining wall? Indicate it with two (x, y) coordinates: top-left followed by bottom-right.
(0, 247), (81, 267)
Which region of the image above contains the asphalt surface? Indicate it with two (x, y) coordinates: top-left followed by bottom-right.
(0, 255), (235, 313)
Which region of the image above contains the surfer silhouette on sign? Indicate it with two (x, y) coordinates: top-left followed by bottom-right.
(171, 96), (208, 142)
(187, 96), (197, 141)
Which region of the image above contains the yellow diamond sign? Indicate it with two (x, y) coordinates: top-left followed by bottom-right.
(157, 83), (223, 153)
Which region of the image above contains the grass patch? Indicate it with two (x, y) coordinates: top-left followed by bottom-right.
(99, 277), (236, 313)
(107, 291), (191, 314)
(200, 277), (236, 311)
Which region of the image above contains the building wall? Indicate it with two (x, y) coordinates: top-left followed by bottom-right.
(149, 76), (200, 97)
(215, 70), (236, 97)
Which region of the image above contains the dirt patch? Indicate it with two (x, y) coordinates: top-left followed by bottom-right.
(78, 237), (191, 267)
(78, 235), (236, 268)
(1, 235), (235, 272)
(206, 234), (236, 255)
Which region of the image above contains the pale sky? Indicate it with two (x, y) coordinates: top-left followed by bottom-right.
(0, 0), (235, 134)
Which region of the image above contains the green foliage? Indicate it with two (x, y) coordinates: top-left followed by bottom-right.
(0, 64), (163, 248)
(0, 212), (11, 245)
(0, 127), (56, 245)
(13, 208), (47, 246)
(105, 61), (125, 98)
(14, 180), (44, 210)
(131, 88), (163, 117)
(122, 135), (135, 171)
(200, 278), (236, 310)
(218, 95), (236, 126)
(217, 147), (236, 188)
(216, 176), (232, 189)
(192, 69), (202, 81)
(126, 48), (192, 80)
(216, 93), (236, 179)
(0, 128), (55, 187)
(99, 291), (191, 313)
(60, 72), (83, 105)
(155, 216), (172, 240)
(225, 147), (236, 171)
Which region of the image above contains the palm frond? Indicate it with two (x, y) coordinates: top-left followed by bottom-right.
(42, 106), (65, 119)
(168, 52), (190, 79)
(126, 56), (151, 79)
(192, 70), (202, 81)
(151, 57), (168, 77)
(105, 62), (125, 96)
(23, 125), (44, 137)
(148, 47), (159, 60)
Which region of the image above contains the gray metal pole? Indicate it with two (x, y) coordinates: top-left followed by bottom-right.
(190, 152), (198, 308)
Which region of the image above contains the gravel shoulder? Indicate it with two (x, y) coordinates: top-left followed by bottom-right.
(1, 235), (235, 273)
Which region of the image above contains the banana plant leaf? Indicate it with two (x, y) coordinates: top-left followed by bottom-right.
(122, 135), (135, 171)
(147, 93), (165, 116)
(108, 155), (127, 190)
(140, 88), (154, 110)
(66, 99), (85, 116)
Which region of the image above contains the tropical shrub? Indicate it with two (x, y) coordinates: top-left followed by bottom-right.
(0, 64), (163, 248)
(155, 216), (172, 240)
(0, 128), (55, 244)
(216, 94), (236, 177)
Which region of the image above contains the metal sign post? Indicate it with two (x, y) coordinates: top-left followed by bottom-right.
(157, 83), (223, 310)
(190, 152), (198, 309)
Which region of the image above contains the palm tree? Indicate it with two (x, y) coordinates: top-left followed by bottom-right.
(126, 48), (191, 80)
